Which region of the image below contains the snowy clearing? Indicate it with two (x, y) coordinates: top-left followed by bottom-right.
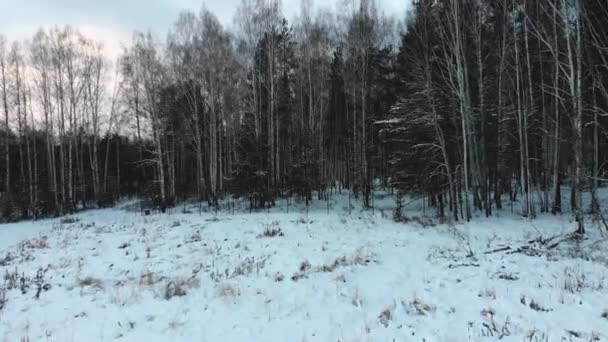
(1, 196), (608, 342)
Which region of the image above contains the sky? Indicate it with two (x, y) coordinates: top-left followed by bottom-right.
(0, 0), (412, 60)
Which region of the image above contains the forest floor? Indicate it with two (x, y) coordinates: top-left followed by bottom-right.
(1, 191), (608, 341)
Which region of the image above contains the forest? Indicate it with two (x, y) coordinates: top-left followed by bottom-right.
(0, 0), (607, 233)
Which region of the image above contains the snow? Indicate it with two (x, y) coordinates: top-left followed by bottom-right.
(1, 194), (608, 341)
(0, 218), (57, 252)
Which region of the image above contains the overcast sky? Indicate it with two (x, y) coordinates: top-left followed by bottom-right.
(1, 0), (411, 59)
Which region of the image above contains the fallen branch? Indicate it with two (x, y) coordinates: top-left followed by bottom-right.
(483, 233), (572, 257)
(483, 246), (511, 254)
(448, 262), (480, 269)
(507, 245), (542, 256)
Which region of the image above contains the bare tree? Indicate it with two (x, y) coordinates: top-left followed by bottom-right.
(0, 35), (9, 196)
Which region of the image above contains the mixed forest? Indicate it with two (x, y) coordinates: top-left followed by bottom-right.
(0, 0), (607, 233)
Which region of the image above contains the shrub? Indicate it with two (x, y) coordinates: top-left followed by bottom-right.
(79, 277), (104, 289)
(378, 308), (392, 327)
(258, 221), (284, 238)
(165, 281), (187, 300)
(216, 283), (238, 298)
(60, 216), (80, 224)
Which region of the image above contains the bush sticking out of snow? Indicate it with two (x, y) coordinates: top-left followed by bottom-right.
(164, 281), (187, 300)
(319, 253), (372, 273)
(4, 270), (19, 292)
(3, 267), (47, 296)
(565, 330), (582, 339)
(258, 222), (284, 238)
(394, 212), (436, 228)
(216, 283), (239, 298)
(32, 267), (50, 299)
(351, 289), (364, 307)
(167, 319), (185, 330)
(291, 260), (311, 281)
(495, 271), (519, 281)
(0, 252), (15, 266)
(562, 267), (587, 293)
(78, 277), (104, 290)
(165, 277), (200, 300)
(529, 299), (551, 312)
(19, 236), (49, 250)
(525, 330), (548, 342)
(297, 215), (311, 224)
(406, 297), (436, 316)
(273, 272), (285, 282)
(299, 260), (311, 272)
(602, 309), (608, 320)
(481, 307), (495, 320)
(140, 271), (163, 286)
(477, 307), (511, 338)
(378, 307), (393, 327)
(478, 288), (496, 300)
(292, 251), (375, 281)
(0, 286), (6, 311)
(60, 217), (80, 225)
(335, 274), (346, 283)
(231, 256), (267, 278)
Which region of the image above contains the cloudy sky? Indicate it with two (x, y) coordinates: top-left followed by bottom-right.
(1, 0), (411, 59)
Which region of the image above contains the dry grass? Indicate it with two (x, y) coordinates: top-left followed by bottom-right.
(60, 217), (80, 224)
(19, 236), (49, 250)
(164, 277), (200, 300)
(378, 308), (392, 327)
(231, 256), (267, 278)
(318, 250), (374, 273)
(0, 286), (7, 311)
(216, 283), (239, 298)
(481, 306), (496, 318)
(562, 267), (586, 294)
(495, 272), (519, 281)
(351, 289), (365, 307)
(139, 271), (164, 286)
(291, 260), (311, 281)
(109, 286), (143, 306)
(292, 251), (374, 281)
(0, 252), (15, 266)
(167, 319), (185, 330)
(320, 256), (350, 273)
(408, 297), (436, 316)
(258, 221), (284, 238)
(478, 288), (497, 300)
(299, 260), (311, 272)
(273, 272), (285, 282)
(165, 281), (187, 299)
(79, 276), (104, 289)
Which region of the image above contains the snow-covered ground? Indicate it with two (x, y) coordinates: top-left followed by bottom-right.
(1, 193), (608, 341)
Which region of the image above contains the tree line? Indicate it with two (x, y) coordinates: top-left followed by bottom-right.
(380, 0), (608, 234)
(0, 0), (606, 231)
